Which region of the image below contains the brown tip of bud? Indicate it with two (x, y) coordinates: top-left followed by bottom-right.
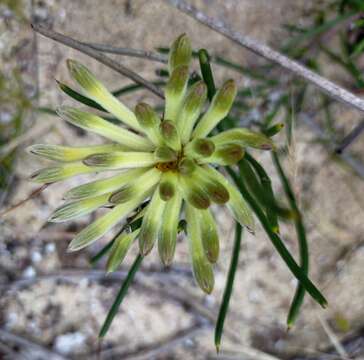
(159, 181), (175, 201)
(214, 79), (237, 111)
(216, 144), (245, 165)
(109, 187), (133, 204)
(135, 102), (158, 128)
(188, 191), (210, 209)
(193, 139), (215, 157)
(206, 183), (230, 204)
(160, 120), (176, 137)
(83, 153), (110, 167)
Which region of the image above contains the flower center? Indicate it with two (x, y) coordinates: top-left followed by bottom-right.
(155, 160), (179, 172)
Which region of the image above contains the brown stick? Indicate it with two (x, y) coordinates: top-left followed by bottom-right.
(31, 23), (164, 99)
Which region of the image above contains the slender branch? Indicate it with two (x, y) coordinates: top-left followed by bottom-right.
(31, 23), (164, 99)
(84, 42), (167, 63)
(166, 0), (364, 114)
(335, 119), (364, 154)
(0, 184), (49, 217)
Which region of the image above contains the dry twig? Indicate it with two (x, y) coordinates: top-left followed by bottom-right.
(84, 42), (167, 64)
(31, 23), (164, 99)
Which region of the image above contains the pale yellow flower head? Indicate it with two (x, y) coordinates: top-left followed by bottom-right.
(28, 34), (274, 294)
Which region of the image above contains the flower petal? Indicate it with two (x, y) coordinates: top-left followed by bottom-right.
(158, 191), (182, 265)
(168, 34), (192, 74)
(177, 81), (207, 144)
(165, 65), (189, 121)
(27, 143), (126, 162)
(106, 228), (140, 273)
(67, 59), (142, 132)
(30, 162), (95, 183)
(184, 138), (215, 159)
(159, 120), (181, 151)
(57, 106), (153, 151)
(179, 174), (210, 209)
(204, 166), (255, 232)
(159, 172), (178, 201)
(185, 203), (214, 294)
(135, 103), (162, 145)
(192, 167), (230, 205)
(199, 209), (219, 264)
(83, 151), (156, 169)
(154, 146), (178, 162)
(138, 190), (167, 256)
(192, 79), (237, 138)
(68, 197), (145, 252)
(200, 143), (245, 166)
(64, 168), (147, 200)
(109, 168), (161, 204)
(49, 194), (109, 223)
(209, 128), (274, 151)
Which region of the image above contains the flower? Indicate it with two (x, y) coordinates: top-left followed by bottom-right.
(28, 34), (274, 294)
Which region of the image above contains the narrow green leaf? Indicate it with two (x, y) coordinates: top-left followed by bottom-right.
(99, 254), (143, 338)
(229, 167), (327, 308)
(272, 152), (309, 328)
(244, 153), (280, 233)
(57, 80), (105, 111)
(215, 222), (242, 353)
(198, 49), (216, 101)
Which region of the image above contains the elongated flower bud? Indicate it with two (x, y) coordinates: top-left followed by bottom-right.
(177, 81), (207, 144)
(203, 143), (245, 166)
(159, 172), (178, 201)
(200, 209), (219, 263)
(210, 128), (275, 151)
(158, 192), (182, 265)
(135, 103), (162, 145)
(106, 229), (140, 273)
(192, 168), (230, 204)
(154, 146), (178, 162)
(30, 162), (94, 183)
(109, 168), (161, 204)
(193, 80), (237, 138)
(168, 34), (192, 73)
(178, 158), (196, 175)
(57, 106), (153, 151)
(49, 194), (109, 223)
(67, 59), (141, 131)
(139, 191), (166, 255)
(204, 166), (255, 233)
(165, 65), (189, 121)
(27, 143), (126, 162)
(83, 151), (156, 169)
(64, 168), (145, 200)
(184, 138), (215, 159)
(68, 197), (145, 252)
(159, 120), (181, 151)
(186, 204), (214, 294)
(179, 175), (210, 209)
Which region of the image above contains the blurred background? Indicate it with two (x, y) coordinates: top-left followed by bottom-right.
(1, 0), (364, 359)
